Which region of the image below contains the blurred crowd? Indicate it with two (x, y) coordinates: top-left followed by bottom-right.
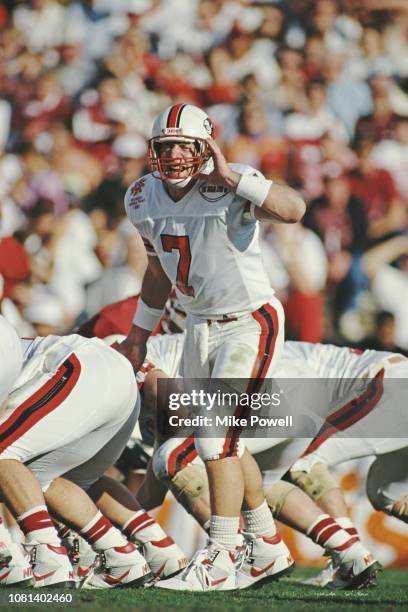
(1, 0), (408, 353)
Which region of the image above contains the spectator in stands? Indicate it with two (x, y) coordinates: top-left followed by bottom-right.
(285, 78), (348, 142)
(271, 47), (307, 114)
(355, 75), (400, 141)
(323, 51), (372, 139)
(304, 166), (368, 337)
(261, 224), (328, 343)
(372, 115), (408, 200)
(348, 136), (407, 241)
(361, 235), (408, 350)
(22, 71), (72, 142)
(348, 25), (394, 81)
(225, 99), (287, 171)
(360, 310), (407, 356)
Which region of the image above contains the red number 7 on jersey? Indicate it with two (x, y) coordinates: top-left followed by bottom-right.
(161, 234), (195, 297)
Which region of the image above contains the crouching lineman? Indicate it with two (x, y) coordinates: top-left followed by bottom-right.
(285, 344), (408, 586)
(0, 316), (185, 588)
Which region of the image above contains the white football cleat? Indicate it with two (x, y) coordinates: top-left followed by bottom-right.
(81, 542), (153, 589)
(28, 543), (76, 588)
(301, 558), (336, 587)
(62, 533), (97, 584)
(0, 543), (34, 587)
(0, 541), (12, 566)
(155, 540), (236, 592)
(235, 532), (295, 589)
(142, 536), (188, 579)
(327, 544), (382, 590)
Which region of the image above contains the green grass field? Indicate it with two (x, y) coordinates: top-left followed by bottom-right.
(7, 569), (408, 612)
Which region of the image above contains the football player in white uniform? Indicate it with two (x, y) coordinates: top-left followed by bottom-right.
(0, 325), (156, 589)
(284, 343), (408, 587)
(119, 103), (306, 591)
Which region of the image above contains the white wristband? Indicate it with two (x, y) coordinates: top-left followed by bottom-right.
(133, 299), (163, 331)
(235, 174), (272, 207)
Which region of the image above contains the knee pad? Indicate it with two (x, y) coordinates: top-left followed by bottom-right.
(264, 480), (297, 517)
(170, 464), (208, 505)
(289, 462), (338, 501)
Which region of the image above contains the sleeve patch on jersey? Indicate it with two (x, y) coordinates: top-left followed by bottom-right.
(128, 178), (147, 209)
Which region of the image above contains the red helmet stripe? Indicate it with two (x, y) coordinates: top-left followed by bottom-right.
(167, 104), (186, 128)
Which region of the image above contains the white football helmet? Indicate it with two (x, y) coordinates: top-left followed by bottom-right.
(148, 104), (214, 188)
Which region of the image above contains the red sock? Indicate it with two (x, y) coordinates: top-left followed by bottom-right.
(123, 510), (174, 546)
(52, 519), (71, 540)
(307, 514), (359, 554)
(17, 506), (60, 545)
(80, 512), (130, 551)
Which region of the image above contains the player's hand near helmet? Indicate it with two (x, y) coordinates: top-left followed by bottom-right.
(198, 137), (241, 191)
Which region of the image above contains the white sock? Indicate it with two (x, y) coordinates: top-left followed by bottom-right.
(242, 500), (276, 537)
(209, 515), (239, 551)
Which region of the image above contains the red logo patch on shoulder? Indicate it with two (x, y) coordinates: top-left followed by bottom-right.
(131, 178), (146, 196)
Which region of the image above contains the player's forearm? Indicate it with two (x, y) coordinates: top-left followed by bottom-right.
(231, 172), (306, 223)
(128, 259), (172, 342)
(260, 183), (306, 223)
(140, 262), (172, 310)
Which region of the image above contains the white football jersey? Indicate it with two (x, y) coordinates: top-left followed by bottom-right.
(284, 341), (394, 379)
(283, 341), (397, 416)
(15, 334), (91, 396)
(125, 164), (274, 317)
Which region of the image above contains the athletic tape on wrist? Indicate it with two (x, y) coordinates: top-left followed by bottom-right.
(133, 299), (163, 331)
(236, 174), (272, 207)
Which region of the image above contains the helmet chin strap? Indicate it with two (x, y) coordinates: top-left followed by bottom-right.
(165, 176), (194, 189)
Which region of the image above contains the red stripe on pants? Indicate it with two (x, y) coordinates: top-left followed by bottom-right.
(0, 355), (81, 455)
(220, 302), (280, 459)
(167, 435), (196, 477)
(301, 369), (385, 456)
